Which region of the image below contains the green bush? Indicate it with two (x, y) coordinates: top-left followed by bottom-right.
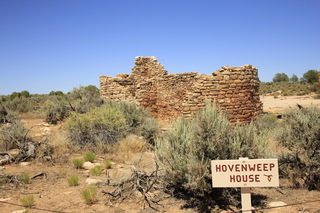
(0, 101), (18, 123)
(84, 152), (96, 162)
(260, 81), (318, 96)
(156, 101), (269, 192)
(4, 96), (36, 114)
(43, 85), (104, 124)
(138, 117), (161, 146)
(230, 121), (269, 159)
(81, 186), (97, 204)
(314, 94), (320, 99)
(67, 175), (79, 186)
(104, 159), (112, 169)
(18, 173), (31, 184)
(72, 159), (84, 169)
(106, 100), (161, 145)
(64, 106), (126, 148)
(90, 165), (103, 176)
(67, 85), (105, 114)
(277, 106), (320, 190)
(43, 98), (69, 124)
(20, 195), (34, 208)
(1, 120), (29, 150)
(253, 113), (279, 134)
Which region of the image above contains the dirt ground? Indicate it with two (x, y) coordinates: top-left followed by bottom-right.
(261, 95), (320, 114)
(1, 95), (320, 213)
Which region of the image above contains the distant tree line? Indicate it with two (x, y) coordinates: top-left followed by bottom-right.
(272, 69), (318, 83)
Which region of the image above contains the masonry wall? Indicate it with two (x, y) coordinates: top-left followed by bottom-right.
(100, 56), (263, 124)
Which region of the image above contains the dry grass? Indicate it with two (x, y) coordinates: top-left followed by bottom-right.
(19, 111), (45, 120)
(48, 131), (70, 156)
(110, 135), (148, 163)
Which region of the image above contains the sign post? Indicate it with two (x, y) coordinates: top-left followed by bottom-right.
(211, 158), (279, 213)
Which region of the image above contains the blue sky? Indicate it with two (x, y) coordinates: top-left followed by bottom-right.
(1, 0), (319, 95)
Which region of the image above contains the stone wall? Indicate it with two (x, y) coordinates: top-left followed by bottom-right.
(100, 56), (263, 124)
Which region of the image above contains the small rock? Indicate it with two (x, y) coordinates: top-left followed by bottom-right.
(268, 201), (287, 208)
(20, 162), (31, 166)
(85, 178), (102, 185)
(63, 191), (73, 194)
(82, 162), (94, 170)
(83, 162), (101, 170)
(11, 210), (27, 213)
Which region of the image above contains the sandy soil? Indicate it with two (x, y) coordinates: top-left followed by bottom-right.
(261, 95), (320, 114)
(1, 96), (320, 213)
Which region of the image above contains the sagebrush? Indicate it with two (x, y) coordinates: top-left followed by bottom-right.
(64, 106), (126, 149)
(277, 106), (320, 190)
(156, 101), (270, 192)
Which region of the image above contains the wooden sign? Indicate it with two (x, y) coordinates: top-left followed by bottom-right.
(211, 158), (279, 213)
(211, 158), (279, 188)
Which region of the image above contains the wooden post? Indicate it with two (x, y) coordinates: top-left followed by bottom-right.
(241, 187), (252, 213)
(239, 157), (252, 213)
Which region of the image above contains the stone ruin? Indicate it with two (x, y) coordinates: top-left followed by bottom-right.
(100, 56), (263, 124)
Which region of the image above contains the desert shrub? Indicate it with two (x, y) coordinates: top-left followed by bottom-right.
(104, 159), (112, 169)
(277, 106), (320, 190)
(72, 159), (84, 169)
(67, 175), (79, 186)
(260, 81), (318, 96)
(0, 102), (18, 123)
(138, 117), (161, 146)
(18, 173), (31, 184)
(5, 96), (36, 114)
(113, 100), (148, 131)
(314, 94), (320, 99)
(84, 151), (96, 162)
(81, 186), (97, 204)
(105, 100), (161, 145)
(67, 85), (105, 114)
(156, 101), (269, 192)
(43, 85), (104, 124)
(0, 120), (29, 150)
(64, 106), (126, 149)
(0, 176), (10, 184)
(253, 113), (279, 132)
(309, 82), (319, 92)
(20, 195), (34, 208)
(43, 98), (69, 124)
(230, 121), (270, 159)
(90, 165), (103, 176)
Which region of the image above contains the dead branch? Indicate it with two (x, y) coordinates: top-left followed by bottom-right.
(0, 173), (21, 186)
(101, 162), (163, 211)
(0, 152), (13, 165)
(31, 172), (47, 179)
